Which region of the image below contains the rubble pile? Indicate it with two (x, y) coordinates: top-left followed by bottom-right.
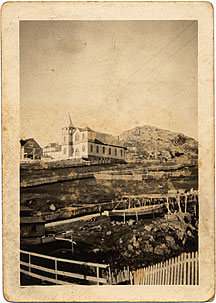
(49, 212), (198, 270)
(106, 212), (198, 270)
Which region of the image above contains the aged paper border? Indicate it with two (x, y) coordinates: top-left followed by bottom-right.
(2, 2), (214, 302)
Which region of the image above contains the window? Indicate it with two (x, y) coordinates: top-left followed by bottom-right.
(63, 148), (67, 154)
(96, 146), (99, 153)
(90, 145), (93, 152)
(103, 147), (105, 154)
(121, 150), (123, 157)
(82, 145), (85, 152)
(75, 134), (79, 141)
(109, 148), (111, 155)
(75, 148), (79, 156)
(64, 136), (66, 143)
(115, 149), (117, 156)
(82, 133), (85, 139)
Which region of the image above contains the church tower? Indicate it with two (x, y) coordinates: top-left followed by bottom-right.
(61, 114), (76, 158)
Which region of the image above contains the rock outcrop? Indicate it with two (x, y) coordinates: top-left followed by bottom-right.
(119, 125), (198, 162)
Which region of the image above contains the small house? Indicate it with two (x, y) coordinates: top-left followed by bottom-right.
(20, 138), (42, 160)
(20, 216), (45, 238)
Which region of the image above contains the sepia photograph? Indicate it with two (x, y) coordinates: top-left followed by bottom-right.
(20, 20), (199, 286)
(2, 2), (214, 302)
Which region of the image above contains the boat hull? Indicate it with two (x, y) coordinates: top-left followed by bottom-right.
(108, 205), (165, 218)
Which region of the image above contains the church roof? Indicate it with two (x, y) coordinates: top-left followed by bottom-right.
(82, 126), (93, 131)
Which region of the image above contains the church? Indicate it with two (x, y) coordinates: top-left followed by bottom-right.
(44, 115), (126, 163)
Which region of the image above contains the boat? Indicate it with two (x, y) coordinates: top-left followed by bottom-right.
(107, 204), (165, 220)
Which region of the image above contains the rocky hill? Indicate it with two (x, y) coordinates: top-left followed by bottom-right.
(119, 126), (198, 162)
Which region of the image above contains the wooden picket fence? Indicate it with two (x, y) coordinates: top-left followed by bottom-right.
(107, 266), (131, 285)
(131, 251), (199, 285)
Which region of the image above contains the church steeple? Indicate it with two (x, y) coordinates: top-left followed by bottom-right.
(68, 114), (75, 128)
(61, 114), (76, 158)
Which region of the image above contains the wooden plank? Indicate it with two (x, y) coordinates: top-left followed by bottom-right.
(20, 261), (108, 284)
(168, 258), (171, 285)
(158, 262), (161, 285)
(179, 255), (182, 285)
(96, 267), (100, 285)
(55, 259), (57, 281)
(191, 251), (194, 285)
(165, 260), (168, 284)
(195, 252), (199, 285)
(174, 256), (178, 285)
(149, 266), (152, 285)
(183, 253), (187, 285)
(194, 251), (198, 285)
(20, 250), (109, 269)
(161, 262), (164, 285)
(29, 254), (31, 273)
(152, 264), (155, 285)
(20, 269), (73, 285)
(188, 252), (191, 285)
(155, 263), (158, 285)
(176, 255), (180, 285)
(170, 258), (173, 285)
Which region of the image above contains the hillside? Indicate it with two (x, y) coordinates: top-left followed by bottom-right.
(119, 126), (198, 162)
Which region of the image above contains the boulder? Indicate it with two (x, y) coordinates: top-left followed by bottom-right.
(49, 204), (56, 211)
(144, 225), (153, 232)
(128, 244), (134, 251)
(142, 244), (153, 253)
(116, 221), (122, 225)
(106, 231), (112, 236)
(165, 235), (179, 249)
(154, 243), (170, 256)
(128, 219), (135, 226)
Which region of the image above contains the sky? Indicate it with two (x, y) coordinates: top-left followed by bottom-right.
(20, 20), (198, 147)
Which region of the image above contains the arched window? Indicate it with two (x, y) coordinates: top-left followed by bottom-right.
(82, 145), (85, 152)
(115, 149), (117, 156)
(75, 134), (79, 141)
(103, 147), (105, 154)
(90, 145), (93, 152)
(109, 148), (111, 155)
(82, 133), (85, 139)
(63, 148), (67, 154)
(64, 136), (66, 143)
(96, 146), (99, 153)
(75, 148), (79, 156)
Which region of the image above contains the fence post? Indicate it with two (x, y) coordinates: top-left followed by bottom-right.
(191, 251), (194, 285)
(29, 254), (31, 273)
(183, 253), (187, 285)
(96, 267), (100, 285)
(130, 271), (133, 285)
(195, 251), (198, 285)
(54, 259), (58, 281)
(188, 252), (191, 285)
(108, 267), (112, 285)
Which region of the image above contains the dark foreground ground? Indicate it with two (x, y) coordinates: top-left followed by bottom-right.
(20, 162), (198, 285)
(21, 210), (198, 285)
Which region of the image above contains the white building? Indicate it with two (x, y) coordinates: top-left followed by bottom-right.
(43, 143), (62, 159)
(60, 116), (126, 163)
